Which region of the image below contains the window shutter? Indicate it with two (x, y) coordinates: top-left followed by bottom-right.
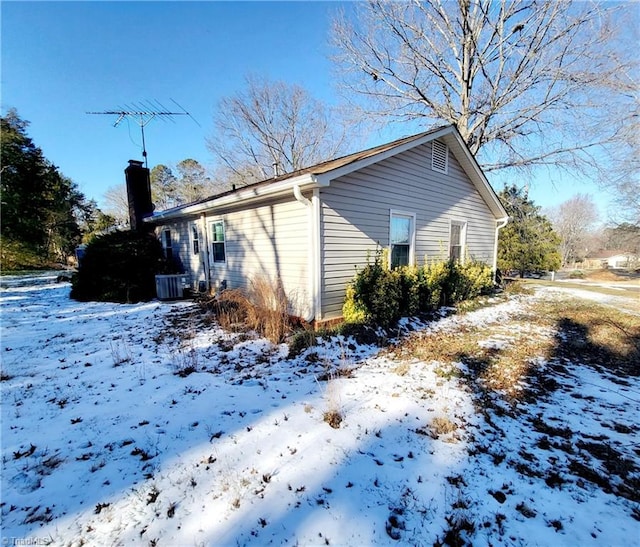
(431, 141), (448, 174)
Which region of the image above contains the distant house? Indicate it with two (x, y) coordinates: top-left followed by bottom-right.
(144, 125), (508, 324)
(582, 251), (639, 270)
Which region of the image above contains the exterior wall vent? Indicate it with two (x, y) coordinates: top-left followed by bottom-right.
(431, 140), (449, 174)
(155, 274), (190, 300)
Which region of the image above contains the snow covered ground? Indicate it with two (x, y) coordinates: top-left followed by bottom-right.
(1, 274), (638, 546)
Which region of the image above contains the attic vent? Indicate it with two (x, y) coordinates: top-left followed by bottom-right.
(431, 140), (448, 174)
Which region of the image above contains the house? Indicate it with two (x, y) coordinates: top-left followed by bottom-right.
(142, 125), (509, 324)
(581, 251), (639, 270)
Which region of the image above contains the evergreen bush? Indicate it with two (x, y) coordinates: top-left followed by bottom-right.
(345, 249), (401, 328)
(0, 240), (46, 271)
(397, 266), (420, 317)
(70, 230), (170, 303)
(343, 252), (494, 328)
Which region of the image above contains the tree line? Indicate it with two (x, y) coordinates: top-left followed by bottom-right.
(1, 109), (115, 269)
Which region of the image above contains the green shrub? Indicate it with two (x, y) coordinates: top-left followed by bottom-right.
(455, 260), (494, 301)
(342, 284), (367, 324)
(397, 266), (420, 316)
(422, 259), (449, 308)
(344, 253), (495, 328)
(71, 230), (170, 303)
(344, 249), (401, 328)
(1, 239), (47, 270)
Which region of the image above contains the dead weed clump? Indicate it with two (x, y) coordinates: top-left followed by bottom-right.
(424, 416), (460, 440)
(246, 276), (290, 344)
(203, 277), (292, 344)
(323, 409), (343, 429)
(322, 375), (344, 429)
(209, 289), (249, 332)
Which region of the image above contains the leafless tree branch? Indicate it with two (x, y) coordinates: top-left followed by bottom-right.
(332, 0), (639, 209)
(207, 75), (358, 187)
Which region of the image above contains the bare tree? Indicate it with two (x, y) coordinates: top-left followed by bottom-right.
(605, 94), (640, 226)
(207, 74), (355, 186)
(102, 184), (130, 229)
(548, 194), (599, 266)
(332, 0), (638, 176)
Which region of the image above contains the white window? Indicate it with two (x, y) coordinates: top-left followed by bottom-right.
(191, 224), (200, 255)
(431, 140), (449, 174)
(389, 211), (416, 268)
(210, 220), (226, 263)
(161, 229), (173, 261)
(449, 220), (467, 262)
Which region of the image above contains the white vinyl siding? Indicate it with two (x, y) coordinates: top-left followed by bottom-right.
(156, 197), (310, 317)
(205, 196), (310, 318)
(320, 141), (497, 319)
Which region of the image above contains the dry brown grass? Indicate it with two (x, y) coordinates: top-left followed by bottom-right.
(429, 416), (459, 437)
(534, 298), (640, 375)
(206, 277), (291, 344)
(246, 276), (290, 344)
(212, 289), (252, 331)
(394, 293), (640, 400)
(583, 269), (629, 282)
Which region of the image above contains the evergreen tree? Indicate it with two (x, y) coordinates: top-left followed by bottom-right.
(150, 164), (177, 211)
(149, 159), (215, 211)
(498, 185), (561, 277)
(1, 109), (88, 267)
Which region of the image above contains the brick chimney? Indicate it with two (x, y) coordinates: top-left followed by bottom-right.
(125, 160), (154, 231)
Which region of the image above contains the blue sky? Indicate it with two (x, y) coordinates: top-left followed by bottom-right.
(1, 1), (616, 219)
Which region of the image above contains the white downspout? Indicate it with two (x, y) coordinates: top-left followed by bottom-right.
(493, 216), (509, 280)
(201, 213), (212, 292)
(293, 185), (317, 323)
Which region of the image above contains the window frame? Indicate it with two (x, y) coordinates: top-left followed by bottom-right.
(209, 219), (226, 264)
(161, 228), (173, 261)
(449, 219), (467, 263)
(191, 224), (200, 255)
(389, 210), (416, 269)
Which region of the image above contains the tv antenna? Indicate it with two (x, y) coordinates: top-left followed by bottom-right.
(87, 99), (200, 168)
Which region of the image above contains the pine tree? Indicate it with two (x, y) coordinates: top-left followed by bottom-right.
(498, 185), (561, 277)
(1, 109), (88, 267)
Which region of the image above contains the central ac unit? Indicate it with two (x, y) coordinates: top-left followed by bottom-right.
(155, 274), (190, 300)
